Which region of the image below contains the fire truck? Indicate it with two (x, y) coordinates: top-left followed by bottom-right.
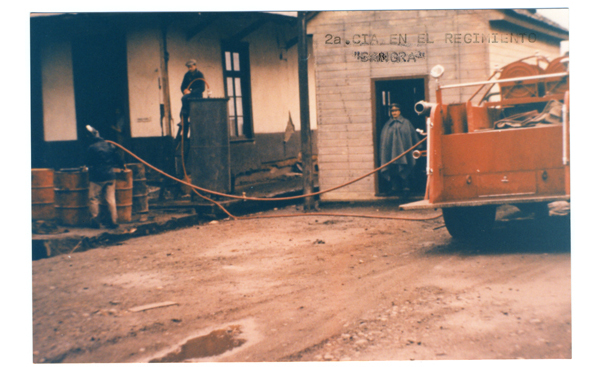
(401, 54), (570, 239)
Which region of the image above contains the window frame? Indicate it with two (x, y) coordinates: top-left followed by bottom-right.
(221, 41), (254, 141)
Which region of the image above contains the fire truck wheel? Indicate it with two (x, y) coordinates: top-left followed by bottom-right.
(442, 205), (496, 239)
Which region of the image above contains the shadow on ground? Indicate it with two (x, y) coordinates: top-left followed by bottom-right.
(428, 215), (571, 256)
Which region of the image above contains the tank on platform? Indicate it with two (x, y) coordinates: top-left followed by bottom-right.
(188, 98), (231, 195)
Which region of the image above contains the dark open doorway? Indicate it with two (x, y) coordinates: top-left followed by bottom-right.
(373, 77), (428, 196)
(72, 31), (130, 143)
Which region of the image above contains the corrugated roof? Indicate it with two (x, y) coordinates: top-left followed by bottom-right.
(509, 9), (568, 32)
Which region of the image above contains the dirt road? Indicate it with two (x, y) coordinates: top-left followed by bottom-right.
(31, 203), (571, 363)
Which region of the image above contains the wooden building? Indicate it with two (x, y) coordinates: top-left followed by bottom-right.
(30, 12), (317, 182)
(307, 9), (568, 201)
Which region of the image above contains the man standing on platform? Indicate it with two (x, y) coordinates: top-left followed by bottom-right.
(179, 59), (206, 139)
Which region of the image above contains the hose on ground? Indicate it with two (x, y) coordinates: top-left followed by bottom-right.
(106, 137), (441, 221)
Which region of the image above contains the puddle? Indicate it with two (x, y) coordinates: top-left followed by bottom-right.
(149, 325), (246, 362)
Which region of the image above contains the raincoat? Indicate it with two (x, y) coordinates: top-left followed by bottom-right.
(379, 115), (421, 181)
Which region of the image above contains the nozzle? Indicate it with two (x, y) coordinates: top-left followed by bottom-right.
(86, 125), (100, 138)
(414, 101), (437, 116)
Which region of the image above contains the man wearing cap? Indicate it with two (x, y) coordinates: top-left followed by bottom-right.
(179, 59), (206, 139)
(379, 103), (421, 198)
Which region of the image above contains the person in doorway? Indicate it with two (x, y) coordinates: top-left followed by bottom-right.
(379, 103), (422, 198)
(111, 107), (126, 141)
(110, 106), (127, 160)
(85, 125), (126, 229)
(179, 59), (206, 139)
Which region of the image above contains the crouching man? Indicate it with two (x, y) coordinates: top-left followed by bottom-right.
(85, 126), (126, 229)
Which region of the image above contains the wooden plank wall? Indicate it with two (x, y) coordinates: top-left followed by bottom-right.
(307, 10), (560, 201)
(487, 31), (562, 73)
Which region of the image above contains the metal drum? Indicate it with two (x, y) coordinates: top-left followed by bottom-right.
(126, 163), (149, 220)
(54, 168), (90, 226)
(32, 168), (56, 221)
(115, 169), (133, 223)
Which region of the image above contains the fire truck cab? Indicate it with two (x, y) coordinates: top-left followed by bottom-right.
(400, 55), (570, 239)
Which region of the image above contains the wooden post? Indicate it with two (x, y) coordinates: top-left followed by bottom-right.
(158, 23), (176, 199)
(159, 26), (173, 139)
(297, 12), (315, 210)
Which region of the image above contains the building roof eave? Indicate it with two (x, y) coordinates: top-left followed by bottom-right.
(492, 9), (568, 41)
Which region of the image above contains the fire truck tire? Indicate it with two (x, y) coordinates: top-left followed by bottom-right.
(442, 205), (496, 239)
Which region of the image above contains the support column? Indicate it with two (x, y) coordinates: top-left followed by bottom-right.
(297, 11), (315, 210)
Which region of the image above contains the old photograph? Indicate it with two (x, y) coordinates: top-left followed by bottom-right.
(24, 7), (581, 364)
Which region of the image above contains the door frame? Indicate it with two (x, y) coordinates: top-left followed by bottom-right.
(71, 30), (131, 143)
(370, 75), (430, 195)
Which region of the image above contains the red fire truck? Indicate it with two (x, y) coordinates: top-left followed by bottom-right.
(401, 54), (570, 239)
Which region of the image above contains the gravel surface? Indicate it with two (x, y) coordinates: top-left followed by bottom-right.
(29, 202), (572, 363)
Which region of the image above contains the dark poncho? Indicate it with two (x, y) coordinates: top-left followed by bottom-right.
(379, 115), (420, 180)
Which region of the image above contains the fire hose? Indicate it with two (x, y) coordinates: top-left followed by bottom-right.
(186, 78), (210, 92)
(106, 136), (442, 221)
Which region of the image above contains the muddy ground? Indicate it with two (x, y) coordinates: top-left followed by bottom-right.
(29, 202), (572, 363)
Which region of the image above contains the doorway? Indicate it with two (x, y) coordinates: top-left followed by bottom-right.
(373, 77), (428, 196)
(71, 31), (130, 143)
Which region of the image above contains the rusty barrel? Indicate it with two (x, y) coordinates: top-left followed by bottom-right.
(54, 168), (90, 226)
(32, 168), (56, 221)
(115, 169), (133, 223)
(126, 163), (149, 220)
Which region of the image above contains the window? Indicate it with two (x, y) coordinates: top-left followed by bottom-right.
(222, 43), (253, 139)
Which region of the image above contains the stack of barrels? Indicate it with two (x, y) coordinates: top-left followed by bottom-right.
(31, 165), (147, 226)
(31, 169), (56, 221)
(52, 168), (90, 226)
(126, 163), (150, 221)
(113, 168), (133, 223)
